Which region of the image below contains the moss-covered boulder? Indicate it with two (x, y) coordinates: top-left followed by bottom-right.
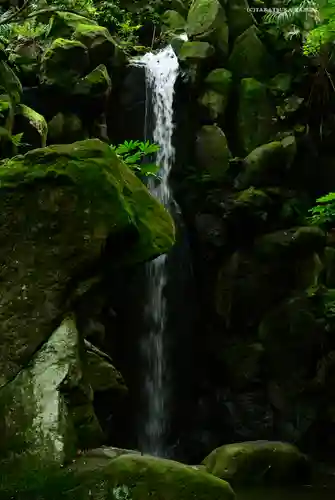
(0, 317), (103, 465)
(85, 341), (127, 394)
(74, 64), (111, 99)
(204, 68), (232, 95)
(0, 139), (174, 385)
(7, 40), (42, 85)
(70, 454), (236, 499)
(186, 0), (229, 56)
(0, 60), (22, 105)
(48, 112), (85, 144)
(14, 104), (48, 151)
(226, 0), (255, 39)
(235, 136), (296, 189)
(237, 78), (276, 155)
(40, 38), (89, 88)
(198, 90), (226, 121)
(161, 10), (186, 33)
(178, 40), (215, 61)
(228, 25), (272, 80)
(196, 124), (231, 180)
(202, 441), (310, 485)
(259, 295), (322, 385)
(48, 11), (98, 39)
(73, 24), (116, 67)
(0, 93), (13, 133)
(0, 453), (235, 499)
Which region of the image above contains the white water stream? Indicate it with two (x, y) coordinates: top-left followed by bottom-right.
(135, 45), (180, 456)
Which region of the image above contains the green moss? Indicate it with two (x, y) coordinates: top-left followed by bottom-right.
(74, 64), (111, 97)
(41, 38), (89, 88)
(186, 0), (228, 54)
(49, 11), (98, 39)
(204, 68), (232, 95)
(48, 112), (84, 143)
(85, 342), (128, 393)
(237, 78), (276, 155)
(0, 140), (174, 385)
(161, 10), (186, 33)
(228, 25), (272, 80)
(73, 24), (116, 66)
(196, 124), (231, 180)
(0, 60), (22, 106)
(202, 441), (310, 486)
(71, 454), (236, 499)
(178, 41), (214, 60)
(15, 104), (48, 149)
(198, 90), (226, 120)
(226, 0), (255, 39)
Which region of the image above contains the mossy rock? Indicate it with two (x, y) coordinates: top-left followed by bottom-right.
(14, 104), (48, 151)
(186, 0), (229, 56)
(235, 136), (296, 189)
(178, 40), (215, 61)
(48, 11), (98, 39)
(0, 93), (13, 133)
(0, 317), (102, 465)
(41, 38), (89, 88)
(0, 139), (174, 386)
(85, 341), (128, 394)
(0, 453), (235, 499)
(48, 112), (85, 144)
(161, 10), (186, 33)
(258, 295), (322, 386)
(74, 64), (111, 99)
(253, 226), (325, 260)
(202, 441), (310, 485)
(204, 68), (232, 95)
(198, 90), (226, 121)
(196, 124), (231, 180)
(226, 0), (255, 39)
(70, 454), (236, 499)
(73, 24), (116, 67)
(228, 25), (272, 80)
(237, 78), (277, 155)
(7, 40), (42, 84)
(0, 60), (22, 105)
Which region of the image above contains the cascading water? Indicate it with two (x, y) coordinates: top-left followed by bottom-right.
(134, 45), (180, 457)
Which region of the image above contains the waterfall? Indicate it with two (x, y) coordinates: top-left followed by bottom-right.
(134, 45), (180, 457)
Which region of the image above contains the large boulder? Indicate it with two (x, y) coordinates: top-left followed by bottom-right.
(48, 112), (85, 144)
(204, 68), (232, 95)
(0, 317), (103, 465)
(0, 60), (22, 105)
(85, 341), (127, 394)
(202, 441), (310, 485)
(196, 124), (231, 180)
(235, 136), (297, 189)
(0, 139), (174, 386)
(7, 39), (42, 85)
(73, 24), (116, 67)
(74, 64), (112, 100)
(226, 0), (255, 40)
(48, 11), (98, 39)
(161, 10), (186, 33)
(0, 453), (235, 499)
(14, 104), (48, 151)
(237, 78), (277, 155)
(178, 40), (215, 61)
(186, 0), (229, 56)
(40, 38), (89, 88)
(228, 25), (272, 80)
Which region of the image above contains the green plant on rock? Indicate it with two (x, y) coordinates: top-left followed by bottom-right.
(308, 192), (335, 226)
(111, 139), (160, 179)
(263, 0), (320, 40)
(303, 0), (335, 55)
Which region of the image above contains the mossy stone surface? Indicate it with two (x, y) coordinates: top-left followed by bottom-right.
(73, 24), (116, 67)
(202, 441), (310, 485)
(14, 104), (48, 150)
(74, 64), (111, 98)
(41, 38), (89, 88)
(48, 11), (98, 39)
(0, 139), (174, 385)
(178, 40), (215, 60)
(0, 60), (22, 105)
(196, 124), (231, 180)
(237, 78), (276, 155)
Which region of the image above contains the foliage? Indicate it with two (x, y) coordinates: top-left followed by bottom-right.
(263, 0), (320, 40)
(110, 140), (161, 179)
(308, 192), (335, 226)
(303, 0), (335, 55)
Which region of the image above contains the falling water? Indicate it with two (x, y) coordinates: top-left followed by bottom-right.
(135, 45), (180, 457)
